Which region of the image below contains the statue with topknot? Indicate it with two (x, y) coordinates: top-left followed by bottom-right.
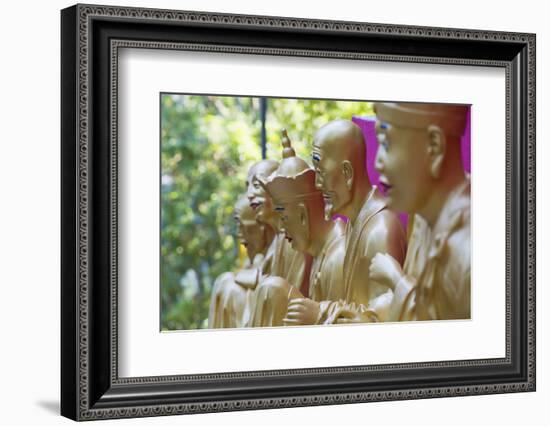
(251, 129), (347, 326)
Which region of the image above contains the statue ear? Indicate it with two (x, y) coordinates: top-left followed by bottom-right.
(427, 124), (446, 179)
(342, 160), (354, 190)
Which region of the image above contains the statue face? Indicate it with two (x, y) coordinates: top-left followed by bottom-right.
(246, 173), (275, 224)
(275, 202), (310, 253)
(246, 161), (279, 225)
(234, 209), (266, 260)
(374, 120), (433, 213)
(311, 144), (352, 220)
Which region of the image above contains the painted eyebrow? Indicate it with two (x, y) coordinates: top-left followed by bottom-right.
(275, 206), (285, 212)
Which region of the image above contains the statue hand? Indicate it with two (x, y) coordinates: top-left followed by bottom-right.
(283, 298), (321, 326)
(334, 308), (365, 324)
(369, 253), (403, 291)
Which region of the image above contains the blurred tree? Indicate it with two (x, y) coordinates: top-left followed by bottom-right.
(266, 98), (374, 162)
(161, 94), (373, 330)
(161, 94), (262, 330)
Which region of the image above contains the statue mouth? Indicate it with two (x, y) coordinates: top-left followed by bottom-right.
(378, 177), (393, 195)
(250, 202), (261, 210)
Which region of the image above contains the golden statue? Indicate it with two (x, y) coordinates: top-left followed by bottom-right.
(367, 102), (471, 321)
(246, 159), (309, 327)
(208, 195), (269, 328)
(258, 130), (347, 326)
(310, 119), (407, 323)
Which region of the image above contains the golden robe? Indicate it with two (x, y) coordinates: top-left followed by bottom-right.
(326, 179), (471, 323)
(250, 223), (345, 327)
(320, 187), (407, 323)
(247, 233), (306, 327)
(391, 179), (471, 321)
(208, 253), (264, 328)
(308, 222), (346, 304)
(263, 232), (306, 288)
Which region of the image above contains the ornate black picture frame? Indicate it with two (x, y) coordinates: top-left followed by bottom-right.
(61, 3), (536, 421)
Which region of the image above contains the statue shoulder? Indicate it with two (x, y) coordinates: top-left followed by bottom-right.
(360, 188), (402, 239)
(359, 207), (407, 261)
(374, 207), (404, 233)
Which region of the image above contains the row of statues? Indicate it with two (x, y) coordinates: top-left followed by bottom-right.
(208, 102), (471, 328)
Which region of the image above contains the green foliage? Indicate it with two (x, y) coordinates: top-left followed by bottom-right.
(161, 94), (373, 330)
(265, 98), (374, 161)
(161, 95), (262, 330)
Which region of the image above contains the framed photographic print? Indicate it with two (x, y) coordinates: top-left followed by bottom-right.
(61, 3), (536, 421)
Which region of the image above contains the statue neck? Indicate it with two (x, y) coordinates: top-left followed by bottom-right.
(418, 163), (466, 227)
(264, 222), (277, 246)
(307, 215), (336, 258)
(249, 225), (275, 261)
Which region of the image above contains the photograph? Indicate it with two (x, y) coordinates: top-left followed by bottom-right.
(160, 94), (472, 331)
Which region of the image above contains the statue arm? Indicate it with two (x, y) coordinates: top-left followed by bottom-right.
(435, 227), (471, 320)
(284, 247), (347, 326)
(234, 267), (260, 289)
(360, 211), (410, 321)
(346, 212), (406, 306)
(386, 274), (417, 321)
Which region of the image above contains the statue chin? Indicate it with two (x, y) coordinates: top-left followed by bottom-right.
(255, 206), (266, 222)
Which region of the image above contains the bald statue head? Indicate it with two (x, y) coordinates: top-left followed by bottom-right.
(246, 159), (279, 224)
(373, 102), (468, 215)
(312, 120), (370, 220)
